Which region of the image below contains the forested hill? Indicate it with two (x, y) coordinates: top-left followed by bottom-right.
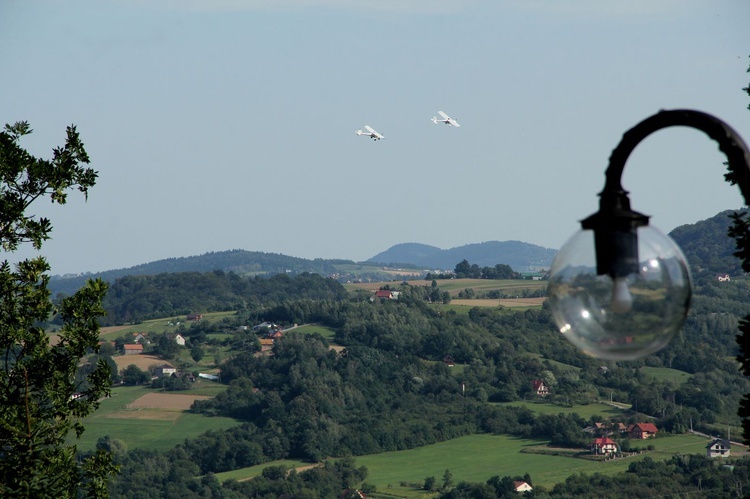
(98, 271), (347, 326)
(367, 241), (557, 271)
(49, 250), (350, 296)
(668, 208), (748, 278)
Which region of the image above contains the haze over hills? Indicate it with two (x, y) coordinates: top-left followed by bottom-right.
(48, 240), (557, 296)
(47, 209), (745, 296)
(366, 241), (556, 271)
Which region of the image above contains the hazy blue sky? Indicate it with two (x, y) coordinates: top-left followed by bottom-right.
(2, 0), (749, 275)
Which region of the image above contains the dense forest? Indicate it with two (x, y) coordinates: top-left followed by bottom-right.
(70, 263), (750, 497)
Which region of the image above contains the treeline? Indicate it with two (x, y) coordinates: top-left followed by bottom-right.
(439, 455), (750, 498)
(90, 271), (347, 325)
(426, 259), (523, 280)
(48, 249), (349, 296)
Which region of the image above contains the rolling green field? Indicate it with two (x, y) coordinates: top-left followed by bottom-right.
(217, 433), (717, 498)
(429, 278), (546, 297)
(499, 401), (628, 419)
(344, 278), (546, 296)
(640, 366), (692, 384)
(71, 384), (239, 452)
(98, 311), (238, 340)
(354, 433), (717, 497)
(292, 324), (336, 340)
(214, 460), (314, 483)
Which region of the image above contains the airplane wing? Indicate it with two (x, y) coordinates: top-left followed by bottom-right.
(449, 118), (460, 127)
(438, 111), (450, 120)
(364, 125), (376, 134)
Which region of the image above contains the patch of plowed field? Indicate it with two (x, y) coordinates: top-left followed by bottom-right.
(451, 297), (545, 308)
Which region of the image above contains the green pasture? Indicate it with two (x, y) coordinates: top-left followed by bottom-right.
(214, 459), (314, 483)
(640, 366), (692, 384)
(71, 385), (238, 452)
(499, 401), (628, 419)
(432, 278), (546, 295)
(99, 311), (238, 340)
(210, 433), (714, 497)
(350, 433), (713, 497)
(292, 324), (336, 340)
(525, 353), (581, 373)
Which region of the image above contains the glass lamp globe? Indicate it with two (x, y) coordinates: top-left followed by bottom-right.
(547, 225), (692, 361)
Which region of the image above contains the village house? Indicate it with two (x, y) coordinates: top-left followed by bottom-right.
(169, 333), (186, 346)
(443, 355), (455, 367)
(589, 421), (628, 436)
(531, 379), (549, 397)
(628, 422), (658, 439)
(252, 321), (278, 332)
(706, 438), (731, 458)
(155, 364), (177, 377)
(132, 332), (149, 344)
(123, 343), (143, 355)
(266, 329), (283, 340)
(590, 437), (618, 455)
(513, 481), (533, 493)
(374, 289), (394, 299)
(186, 313), (203, 321)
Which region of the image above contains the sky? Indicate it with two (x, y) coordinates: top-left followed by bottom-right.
(2, 0), (750, 275)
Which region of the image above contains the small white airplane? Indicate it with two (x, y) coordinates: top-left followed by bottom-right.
(431, 111), (460, 127)
(356, 125), (384, 141)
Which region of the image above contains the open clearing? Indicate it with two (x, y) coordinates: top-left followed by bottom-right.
(126, 392), (212, 410)
(451, 297), (546, 308)
(112, 354), (173, 372)
(73, 385), (239, 452)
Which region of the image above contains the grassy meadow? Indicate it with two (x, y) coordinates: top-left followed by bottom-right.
(72, 384), (240, 452)
(499, 401), (629, 419)
(215, 433), (718, 498)
(98, 310), (238, 341)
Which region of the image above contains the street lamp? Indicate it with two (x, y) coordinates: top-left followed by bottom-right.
(547, 109), (750, 361)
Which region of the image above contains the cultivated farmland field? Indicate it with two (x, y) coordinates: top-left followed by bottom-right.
(72, 385), (239, 452)
(111, 354), (172, 372)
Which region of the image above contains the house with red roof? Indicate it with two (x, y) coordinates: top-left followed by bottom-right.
(531, 379), (549, 397)
(628, 422), (658, 439)
(123, 343), (143, 355)
(514, 480), (533, 493)
(590, 437), (618, 455)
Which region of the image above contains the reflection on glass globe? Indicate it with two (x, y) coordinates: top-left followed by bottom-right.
(547, 226), (692, 361)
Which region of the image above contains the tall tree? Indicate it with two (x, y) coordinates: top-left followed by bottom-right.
(734, 57), (750, 444)
(0, 122), (116, 497)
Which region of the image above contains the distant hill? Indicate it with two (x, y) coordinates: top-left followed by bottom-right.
(668, 208), (747, 278)
(366, 241), (557, 272)
(49, 250), (351, 296)
(52, 210), (747, 299)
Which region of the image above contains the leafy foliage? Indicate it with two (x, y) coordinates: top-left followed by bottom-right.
(0, 122), (116, 497)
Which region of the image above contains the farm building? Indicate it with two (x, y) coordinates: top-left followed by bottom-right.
(707, 438), (731, 458)
(628, 422), (658, 439)
(155, 364), (177, 377)
(123, 344), (143, 355)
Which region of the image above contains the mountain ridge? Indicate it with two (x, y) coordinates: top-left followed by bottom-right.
(48, 208), (745, 296)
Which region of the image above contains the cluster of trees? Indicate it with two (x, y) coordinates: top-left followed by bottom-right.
(426, 259), (523, 280)
(96, 271), (348, 325)
(439, 455), (750, 498)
